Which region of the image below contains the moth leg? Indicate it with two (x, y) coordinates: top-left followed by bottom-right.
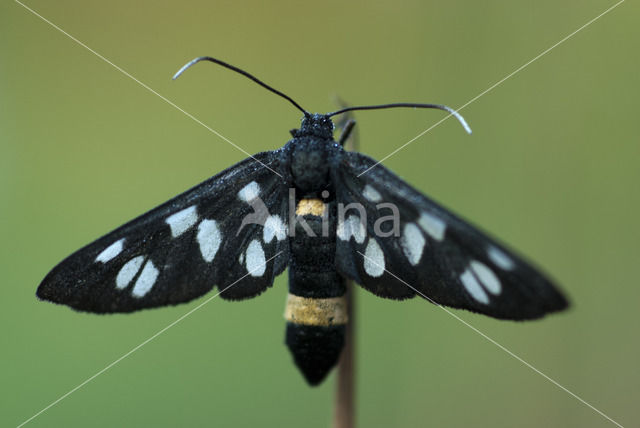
(338, 119), (357, 147)
(333, 97), (359, 149)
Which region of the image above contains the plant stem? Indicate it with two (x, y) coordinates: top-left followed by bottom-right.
(333, 281), (355, 428)
(333, 108), (358, 428)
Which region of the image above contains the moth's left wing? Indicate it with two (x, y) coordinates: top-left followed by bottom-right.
(38, 150), (290, 313)
(332, 151), (568, 320)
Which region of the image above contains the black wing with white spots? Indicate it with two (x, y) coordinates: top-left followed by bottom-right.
(332, 151), (568, 320)
(37, 150), (291, 313)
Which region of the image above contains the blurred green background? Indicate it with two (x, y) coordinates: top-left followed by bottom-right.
(2, 1), (637, 427)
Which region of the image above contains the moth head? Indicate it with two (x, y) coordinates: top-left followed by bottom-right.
(295, 114), (334, 140)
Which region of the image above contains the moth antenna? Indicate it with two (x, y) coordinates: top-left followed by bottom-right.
(327, 103), (472, 134)
(173, 56), (310, 117)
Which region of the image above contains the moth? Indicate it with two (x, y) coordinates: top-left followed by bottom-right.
(38, 57), (569, 385)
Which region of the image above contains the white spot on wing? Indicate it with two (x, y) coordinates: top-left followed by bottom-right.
(364, 239), (385, 277)
(470, 260), (502, 295)
(488, 246), (515, 271)
(363, 185), (382, 202)
(418, 212), (446, 241)
(246, 239), (266, 277)
(116, 256), (144, 289)
(166, 206), (198, 238)
(96, 238), (124, 263)
(460, 269), (489, 304)
(197, 219), (222, 262)
(238, 181), (260, 202)
(400, 223), (425, 266)
(263, 215), (287, 242)
(132, 260), (159, 298)
(337, 215), (366, 244)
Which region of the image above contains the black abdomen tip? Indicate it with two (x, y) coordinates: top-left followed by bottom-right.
(285, 323), (345, 386)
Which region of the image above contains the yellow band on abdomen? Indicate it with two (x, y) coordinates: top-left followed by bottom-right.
(284, 293), (348, 326)
(296, 198), (326, 217)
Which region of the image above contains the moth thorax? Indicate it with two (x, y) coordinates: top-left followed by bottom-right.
(284, 293), (348, 326)
(290, 138), (331, 193)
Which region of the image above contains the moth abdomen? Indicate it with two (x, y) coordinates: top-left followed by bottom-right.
(284, 294), (348, 327)
(285, 197), (348, 384)
(289, 197), (344, 298)
(284, 294), (348, 385)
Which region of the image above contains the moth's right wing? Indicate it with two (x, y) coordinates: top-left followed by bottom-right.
(37, 150), (291, 313)
(332, 151), (568, 320)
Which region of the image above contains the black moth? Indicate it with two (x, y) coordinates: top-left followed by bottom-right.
(38, 57), (568, 385)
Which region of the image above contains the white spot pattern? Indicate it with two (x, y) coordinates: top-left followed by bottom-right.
(400, 223), (425, 266)
(96, 239), (124, 263)
(116, 256), (144, 289)
(166, 206), (198, 238)
(470, 260), (502, 295)
(488, 246), (515, 271)
(132, 260), (159, 298)
(238, 181), (260, 202)
(246, 239), (266, 277)
(197, 219), (222, 262)
(418, 212), (446, 241)
(363, 185), (382, 202)
(263, 215), (287, 242)
(364, 239), (385, 277)
(337, 215), (366, 244)
(460, 269), (489, 304)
